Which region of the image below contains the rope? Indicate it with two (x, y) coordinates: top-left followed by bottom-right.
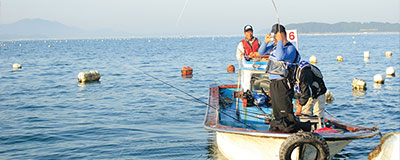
(236, 61), (242, 118)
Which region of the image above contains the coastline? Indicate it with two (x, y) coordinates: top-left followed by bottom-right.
(0, 32), (399, 41)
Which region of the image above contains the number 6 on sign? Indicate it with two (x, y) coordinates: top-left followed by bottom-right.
(286, 29), (299, 50)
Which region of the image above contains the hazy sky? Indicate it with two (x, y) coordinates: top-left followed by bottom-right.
(1, 0), (399, 35)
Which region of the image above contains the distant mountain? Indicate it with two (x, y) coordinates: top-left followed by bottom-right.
(0, 18), (89, 39)
(283, 22), (400, 33)
(0, 18), (130, 40)
(1, 19), (399, 40)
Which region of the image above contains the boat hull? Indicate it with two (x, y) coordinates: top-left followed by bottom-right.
(216, 131), (351, 160)
(204, 84), (379, 159)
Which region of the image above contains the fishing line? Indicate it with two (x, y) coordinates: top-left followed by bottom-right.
(130, 66), (256, 130)
(176, 0), (190, 27)
(148, 87), (271, 119)
(142, 88), (203, 103)
(149, 87), (270, 122)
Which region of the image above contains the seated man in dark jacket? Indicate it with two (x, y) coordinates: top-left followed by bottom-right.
(294, 60), (327, 118)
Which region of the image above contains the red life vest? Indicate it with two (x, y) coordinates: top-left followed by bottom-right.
(241, 38), (259, 56)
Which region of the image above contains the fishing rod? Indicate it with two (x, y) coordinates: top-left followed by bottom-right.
(271, 0), (280, 27)
(270, 0), (281, 36)
(131, 66), (256, 130)
(176, 0), (190, 27)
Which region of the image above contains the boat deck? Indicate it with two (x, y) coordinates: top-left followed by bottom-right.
(205, 84), (379, 140)
(219, 87), (272, 131)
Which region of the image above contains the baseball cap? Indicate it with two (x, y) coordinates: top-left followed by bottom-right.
(244, 25), (253, 32)
(271, 24), (286, 34)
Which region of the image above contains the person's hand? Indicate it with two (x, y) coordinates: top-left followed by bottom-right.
(250, 52), (260, 57)
(276, 32), (283, 41)
(295, 100), (302, 116)
(264, 34), (272, 43)
(238, 53), (243, 60)
(295, 109), (301, 116)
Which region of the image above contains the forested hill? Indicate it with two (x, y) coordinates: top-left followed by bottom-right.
(283, 22), (400, 33)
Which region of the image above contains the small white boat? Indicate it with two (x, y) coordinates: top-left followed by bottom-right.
(203, 58), (379, 160)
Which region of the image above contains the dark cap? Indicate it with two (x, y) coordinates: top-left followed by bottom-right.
(271, 24), (286, 34)
(244, 25), (253, 32)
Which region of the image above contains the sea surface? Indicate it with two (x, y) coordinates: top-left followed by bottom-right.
(1, 33), (399, 160)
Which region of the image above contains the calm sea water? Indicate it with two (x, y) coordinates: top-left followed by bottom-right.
(1, 33), (399, 160)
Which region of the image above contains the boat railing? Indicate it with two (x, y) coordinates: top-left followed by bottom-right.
(240, 56), (269, 71)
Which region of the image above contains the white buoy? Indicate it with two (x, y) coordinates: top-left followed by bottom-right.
(48, 45), (51, 48)
(12, 63), (22, 69)
(352, 78), (367, 90)
(374, 74), (385, 84)
(368, 132), (400, 160)
(385, 51), (392, 57)
(364, 51), (370, 59)
(309, 55), (317, 64)
(78, 70), (101, 83)
(386, 67), (395, 76)
(325, 90), (334, 104)
(337, 56), (343, 62)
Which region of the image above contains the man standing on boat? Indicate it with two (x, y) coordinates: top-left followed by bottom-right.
(258, 24), (300, 132)
(236, 25), (260, 61)
(294, 60), (327, 118)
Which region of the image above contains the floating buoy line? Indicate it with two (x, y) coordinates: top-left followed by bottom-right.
(352, 78), (367, 90)
(373, 74), (384, 84)
(386, 67), (395, 76)
(309, 55), (317, 64)
(385, 51), (392, 57)
(336, 56), (343, 62)
(78, 70), (101, 83)
(12, 63), (22, 69)
(364, 51), (370, 59)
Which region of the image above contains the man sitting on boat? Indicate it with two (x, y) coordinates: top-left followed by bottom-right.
(294, 60), (327, 118)
(236, 25), (260, 61)
(258, 24), (301, 132)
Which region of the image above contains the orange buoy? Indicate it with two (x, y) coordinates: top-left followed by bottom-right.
(181, 75), (193, 79)
(227, 65), (235, 73)
(181, 66), (193, 76)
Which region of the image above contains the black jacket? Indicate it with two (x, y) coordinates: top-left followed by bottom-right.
(297, 66), (327, 106)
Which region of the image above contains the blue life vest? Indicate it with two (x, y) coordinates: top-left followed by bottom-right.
(267, 42), (299, 80)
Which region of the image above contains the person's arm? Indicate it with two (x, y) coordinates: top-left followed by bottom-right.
(236, 42), (244, 60)
(274, 40), (285, 60)
(258, 36), (274, 56)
